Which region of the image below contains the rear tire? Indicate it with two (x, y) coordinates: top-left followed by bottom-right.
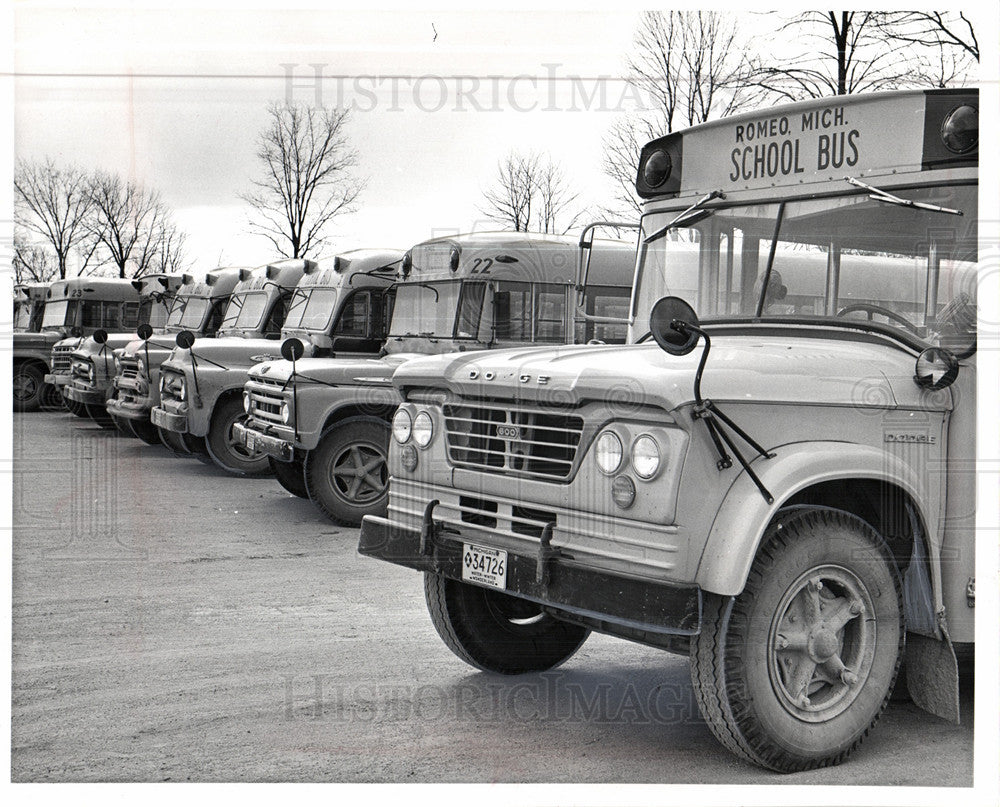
(304, 418), (390, 526)
(270, 456), (309, 498)
(424, 572), (589, 675)
(204, 395), (271, 476)
(689, 508), (903, 772)
(13, 363), (44, 412)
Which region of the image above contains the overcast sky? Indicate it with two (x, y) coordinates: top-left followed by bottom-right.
(8, 3), (995, 275)
(12, 4), (663, 271)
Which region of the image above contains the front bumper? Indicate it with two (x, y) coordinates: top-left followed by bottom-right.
(105, 396), (152, 421)
(232, 422), (294, 461)
(65, 384), (108, 405)
(44, 372), (71, 388)
(151, 406), (188, 433)
(358, 513), (702, 636)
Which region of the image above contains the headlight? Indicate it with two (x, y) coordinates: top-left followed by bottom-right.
(86, 364), (95, 382)
(595, 431), (623, 475)
(631, 435), (661, 479)
(280, 401), (290, 424)
(392, 409), (412, 444)
(136, 358), (146, 375)
(114, 357), (122, 375)
(159, 375), (166, 394)
(242, 391), (251, 413)
(178, 378), (187, 400)
(412, 411), (433, 448)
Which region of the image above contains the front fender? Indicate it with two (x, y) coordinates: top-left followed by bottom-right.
(297, 385), (401, 450)
(695, 441), (934, 596)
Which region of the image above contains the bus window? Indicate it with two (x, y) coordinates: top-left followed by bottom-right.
(493, 282), (566, 343)
(576, 285), (630, 344)
(333, 291), (370, 337)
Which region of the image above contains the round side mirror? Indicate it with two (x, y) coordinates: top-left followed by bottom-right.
(92, 329), (108, 345)
(914, 347), (959, 391)
(649, 296), (701, 356)
(176, 330), (196, 349)
(137, 323), (154, 340)
(281, 337), (305, 362)
(70, 326), (84, 338)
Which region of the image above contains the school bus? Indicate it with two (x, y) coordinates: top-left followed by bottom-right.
(14, 277), (141, 412)
(151, 253), (399, 474)
(358, 89), (978, 771)
(63, 274), (183, 427)
(104, 268), (246, 444)
(13, 283), (48, 333)
(234, 232), (633, 525)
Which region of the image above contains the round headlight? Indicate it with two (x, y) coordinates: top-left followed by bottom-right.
(400, 444), (418, 472)
(242, 391), (251, 412)
(941, 104), (978, 154)
(87, 364), (95, 382)
(392, 409), (412, 444)
(412, 411), (433, 448)
(642, 149), (672, 188)
(631, 435), (661, 479)
(612, 475), (636, 509)
(280, 401), (290, 424)
(595, 431), (624, 475)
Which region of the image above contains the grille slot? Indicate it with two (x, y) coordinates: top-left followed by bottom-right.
(119, 358), (139, 380)
(246, 375), (287, 425)
(443, 403), (583, 481)
(51, 345), (73, 372)
(511, 506), (557, 539)
(459, 496), (498, 528)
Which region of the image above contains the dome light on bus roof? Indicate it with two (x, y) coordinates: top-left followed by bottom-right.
(450, 246), (460, 273)
(941, 104), (977, 154)
(401, 252), (412, 278)
(642, 149), (672, 189)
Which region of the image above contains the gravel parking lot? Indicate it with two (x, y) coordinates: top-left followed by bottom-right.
(12, 411), (974, 784)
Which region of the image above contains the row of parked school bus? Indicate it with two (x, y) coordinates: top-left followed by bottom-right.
(13, 89), (980, 772)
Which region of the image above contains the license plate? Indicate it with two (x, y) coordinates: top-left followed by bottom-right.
(244, 432), (255, 452)
(462, 543), (508, 590)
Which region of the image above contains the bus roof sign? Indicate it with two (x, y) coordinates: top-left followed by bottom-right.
(636, 89), (977, 200)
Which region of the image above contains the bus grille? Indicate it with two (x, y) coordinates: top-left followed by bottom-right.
(51, 345), (73, 372)
(246, 374), (287, 425)
(443, 403), (583, 481)
(119, 357), (139, 380)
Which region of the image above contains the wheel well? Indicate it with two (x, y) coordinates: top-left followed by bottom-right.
(15, 357), (49, 374)
(321, 404), (394, 433)
(783, 479), (924, 572)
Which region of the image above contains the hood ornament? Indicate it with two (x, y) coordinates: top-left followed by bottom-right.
(649, 296), (775, 503)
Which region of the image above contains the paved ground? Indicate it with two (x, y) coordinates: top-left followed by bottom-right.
(11, 411), (975, 784)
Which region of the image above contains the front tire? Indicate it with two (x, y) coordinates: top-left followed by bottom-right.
(85, 402), (117, 430)
(204, 395), (271, 476)
(424, 572), (590, 675)
(270, 456), (309, 498)
(13, 364), (44, 412)
(64, 393), (89, 417)
(304, 417), (390, 526)
(158, 426), (191, 456)
(129, 417), (163, 446)
(690, 508), (903, 772)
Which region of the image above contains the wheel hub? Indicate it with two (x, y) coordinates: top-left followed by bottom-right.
(768, 567), (874, 722)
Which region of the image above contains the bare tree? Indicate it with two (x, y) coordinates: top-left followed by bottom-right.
(480, 151), (581, 234)
(14, 158), (95, 279)
(242, 102), (363, 259)
(874, 11), (978, 62)
(753, 11), (974, 101)
(147, 222), (188, 275)
(86, 172), (180, 278)
(603, 11), (762, 217)
(12, 230), (57, 283)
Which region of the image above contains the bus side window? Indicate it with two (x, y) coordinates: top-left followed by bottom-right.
(376, 290), (395, 339)
(534, 284), (566, 342)
(81, 301), (107, 330)
(124, 301), (146, 329)
(333, 291), (370, 337)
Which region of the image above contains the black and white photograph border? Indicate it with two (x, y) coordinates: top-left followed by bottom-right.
(3, 1), (999, 805)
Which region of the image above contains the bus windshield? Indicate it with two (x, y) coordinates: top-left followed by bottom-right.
(389, 281), (485, 340)
(41, 300), (72, 329)
(634, 184), (977, 349)
(174, 297), (211, 329)
(284, 288), (339, 331)
(221, 291), (269, 330)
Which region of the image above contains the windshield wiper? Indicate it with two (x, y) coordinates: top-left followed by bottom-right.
(845, 176), (962, 216)
(643, 190), (725, 245)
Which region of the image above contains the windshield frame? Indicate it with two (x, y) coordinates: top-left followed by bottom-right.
(388, 279), (472, 340)
(633, 181), (977, 353)
(283, 287), (341, 333)
(41, 299), (73, 329)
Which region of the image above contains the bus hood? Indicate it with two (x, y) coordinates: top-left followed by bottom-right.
(167, 336), (292, 371)
(390, 335), (932, 413)
(73, 332), (154, 358)
(250, 353), (419, 386)
(13, 331), (63, 350)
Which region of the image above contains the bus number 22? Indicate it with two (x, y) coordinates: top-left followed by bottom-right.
(470, 258), (493, 274)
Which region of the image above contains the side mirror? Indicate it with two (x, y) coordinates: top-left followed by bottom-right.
(70, 326), (83, 338)
(914, 347), (959, 390)
(176, 330), (196, 349)
(92, 329), (108, 345)
(137, 323), (154, 340)
(649, 296), (700, 356)
(281, 337), (305, 361)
